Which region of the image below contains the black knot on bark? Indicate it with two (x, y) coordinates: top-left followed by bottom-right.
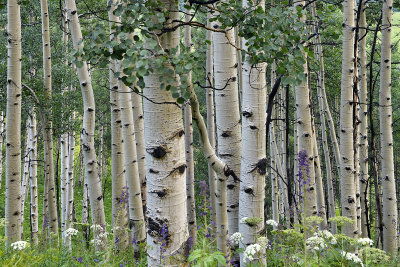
(242, 110), (253, 118)
(152, 188), (167, 198)
(250, 158), (267, 175)
(147, 146), (167, 159)
(224, 166), (240, 182)
(227, 184), (235, 190)
(97, 195), (103, 201)
(221, 131), (231, 137)
(244, 187), (254, 195)
(147, 217), (170, 245)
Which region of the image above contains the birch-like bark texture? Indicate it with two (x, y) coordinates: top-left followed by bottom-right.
(20, 121), (30, 237)
(143, 1), (187, 263)
(184, 11), (197, 254)
(212, 7), (241, 235)
(66, 0), (107, 246)
(41, 0), (58, 235)
(108, 4), (129, 250)
(340, 0), (358, 237)
(294, 0), (317, 218)
(98, 126), (104, 184)
(317, 84), (337, 233)
(61, 133), (68, 239)
(5, 0), (22, 245)
(206, 12), (217, 229)
(131, 90), (146, 210)
(29, 111), (39, 245)
(379, 0), (397, 254)
(0, 112), (4, 187)
(358, 0), (369, 237)
(239, 0), (266, 261)
(117, 65), (146, 245)
(312, 120), (327, 229)
(65, 130), (75, 247)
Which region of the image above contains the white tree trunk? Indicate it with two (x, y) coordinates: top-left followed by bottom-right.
(66, 0), (107, 247)
(65, 130), (75, 248)
(358, 0), (369, 237)
(41, 0), (58, 236)
(108, 4), (129, 250)
(340, 0), (358, 237)
(184, 11), (196, 254)
(294, 0), (317, 218)
(60, 133), (68, 239)
(379, 0), (397, 254)
(117, 66), (146, 245)
(0, 112), (4, 188)
(206, 12), (217, 229)
(20, 120), (30, 237)
(29, 111), (39, 245)
(239, 0), (266, 261)
(143, 1), (187, 263)
(5, 0), (22, 245)
(212, 10), (241, 235)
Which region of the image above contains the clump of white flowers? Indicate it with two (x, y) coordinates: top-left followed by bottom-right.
(317, 230), (337, 245)
(98, 232), (109, 239)
(265, 219), (278, 227)
(257, 237), (270, 249)
(342, 251), (363, 266)
(90, 238), (103, 247)
(357, 237), (373, 247)
(229, 232), (243, 245)
(90, 224), (104, 232)
(306, 235), (326, 251)
(10, 241), (29, 250)
(243, 243), (262, 263)
(64, 228), (78, 237)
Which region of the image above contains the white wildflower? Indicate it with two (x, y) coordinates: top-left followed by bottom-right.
(90, 238), (103, 247)
(342, 251), (363, 266)
(90, 224), (104, 232)
(265, 219), (278, 227)
(240, 217), (249, 224)
(306, 236), (326, 251)
(257, 237), (270, 249)
(64, 228), (78, 238)
(317, 230), (337, 245)
(98, 232), (109, 239)
(243, 243), (262, 263)
(229, 232), (243, 245)
(357, 238), (373, 247)
(10, 241), (29, 250)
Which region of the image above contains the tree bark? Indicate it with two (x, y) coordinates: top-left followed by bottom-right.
(5, 0), (22, 245)
(212, 5), (242, 235)
(340, 0), (358, 237)
(239, 0), (266, 261)
(66, 0), (107, 247)
(379, 0), (397, 254)
(29, 111), (38, 245)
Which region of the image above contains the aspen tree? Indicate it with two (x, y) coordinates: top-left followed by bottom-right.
(20, 121), (30, 237)
(117, 61), (146, 245)
(340, 0), (358, 237)
(0, 112), (4, 188)
(358, 0), (369, 237)
(294, 0), (317, 217)
(239, 1), (266, 263)
(143, 1), (187, 263)
(184, 10), (196, 254)
(66, 0), (107, 246)
(108, 3), (129, 249)
(205, 12), (217, 229)
(41, 0), (58, 235)
(379, 0), (397, 254)
(65, 130), (75, 248)
(213, 3), (242, 235)
(29, 111), (39, 245)
(61, 132), (68, 238)
(5, 0), (22, 245)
